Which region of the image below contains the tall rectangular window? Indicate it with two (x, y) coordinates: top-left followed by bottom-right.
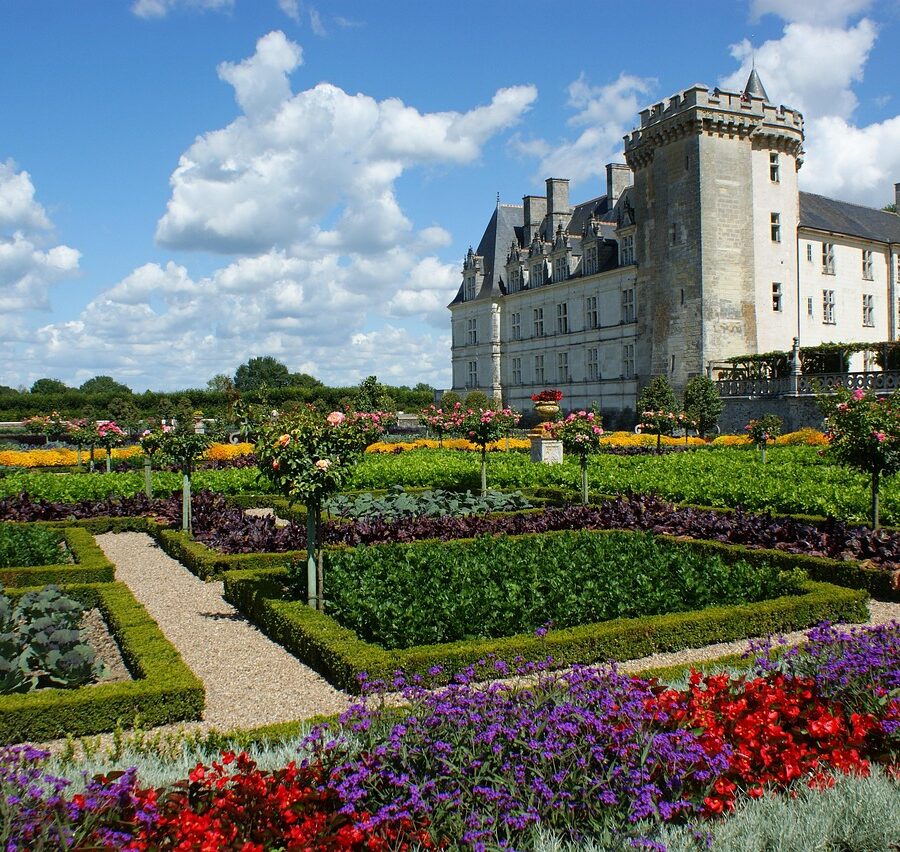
(534, 354), (545, 385)
(586, 348), (600, 381)
(531, 262), (544, 287)
(583, 245), (598, 276)
(623, 344), (635, 379)
(622, 288), (635, 323)
(466, 318), (477, 345)
(510, 312), (521, 340)
(772, 282), (782, 312)
(532, 307), (544, 337)
(822, 242), (835, 274)
(770, 212), (781, 243)
(508, 268), (520, 293)
(823, 289), (836, 324)
(807, 243), (813, 262)
(553, 256), (567, 283)
(556, 302), (568, 334)
(769, 152), (780, 183)
(807, 297), (814, 317)
(511, 357), (522, 385)
(557, 352), (569, 383)
(464, 277), (476, 300)
(466, 361), (478, 388)
(863, 294), (874, 327)
(862, 249), (874, 281)
(621, 234), (635, 265)
(585, 295), (598, 329)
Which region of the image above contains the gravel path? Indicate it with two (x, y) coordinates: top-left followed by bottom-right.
(96, 532), (351, 731)
(93, 531), (900, 737)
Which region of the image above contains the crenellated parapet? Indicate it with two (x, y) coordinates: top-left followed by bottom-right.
(623, 83), (804, 170)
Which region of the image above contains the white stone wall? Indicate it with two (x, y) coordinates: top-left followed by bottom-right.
(798, 232), (892, 347)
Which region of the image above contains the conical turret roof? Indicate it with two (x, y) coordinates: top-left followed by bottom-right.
(743, 68), (769, 102)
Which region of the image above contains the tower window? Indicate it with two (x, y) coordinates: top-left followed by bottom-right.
(467, 361), (478, 389)
(620, 234), (635, 265)
(622, 288), (635, 323)
(863, 294), (874, 327)
(823, 289), (836, 324)
(464, 277), (476, 300)
(770, 213), (781, 243)
(822, 243), (835, 275)
(862, 249), (874, 281)
(466, 318), (477, 345)
(769, 152), (780, 183)
(772, 282), (782, 312)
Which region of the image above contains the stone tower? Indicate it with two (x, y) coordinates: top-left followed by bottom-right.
(623, 72), (804, 390)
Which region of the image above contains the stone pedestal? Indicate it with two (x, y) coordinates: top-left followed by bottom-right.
(530, 437), (563, 464)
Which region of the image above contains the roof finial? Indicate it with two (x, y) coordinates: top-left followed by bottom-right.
(496, 191), (500, 208)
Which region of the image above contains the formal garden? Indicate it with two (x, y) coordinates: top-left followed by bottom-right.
(0, 380), (898, 850)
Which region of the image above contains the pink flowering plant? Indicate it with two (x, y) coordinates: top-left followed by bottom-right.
(418, 403), (465, 447)
(454, 407), (520, 495)
(819, 386), (900, 528)
(94, 421), (126, 473)
(255, 407), (387, 605)
(744, 414), (783, 464)
(546, 410), (605, 504)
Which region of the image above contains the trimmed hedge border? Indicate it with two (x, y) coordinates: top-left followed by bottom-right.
(0, 581), (204, 744)
(0, 525), (115, 588)
(222, 529), (869, 694)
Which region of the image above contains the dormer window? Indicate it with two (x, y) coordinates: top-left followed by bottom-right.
(620, 234), (635, 265)
(583, 245), (598, 276)
(464, 277), (476, 300)
(553, 256), (567, 283)
(531, 262), (544, 286)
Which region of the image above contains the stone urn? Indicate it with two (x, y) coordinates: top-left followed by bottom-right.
(530, 402), (560, 438)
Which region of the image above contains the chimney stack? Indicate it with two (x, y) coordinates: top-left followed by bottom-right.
(545, 178), (571, 237)
(606, 163), (633, 207)
(522, 194), (547, 244)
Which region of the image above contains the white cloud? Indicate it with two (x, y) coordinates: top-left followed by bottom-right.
(721, 19), (876, 120)
(0, 160), (52, 232)
(0, 161), (80, 315)
(131, 0), (233, 18)
(278, 0), (300, 22)
(514, 73), (654, 186)
(308, 7), (326, 36)
(155, 31), (536, 254)
(721, 11), (900, 208)
(751, 0), (874, 25)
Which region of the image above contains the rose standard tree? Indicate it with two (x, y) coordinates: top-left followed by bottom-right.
(418, 403), (464, 448)
(454, 407), (520, 496)
(155, 425), (212, 534)
(819, 387), (900, 528)
(745, 414), (782, 464)
(546, 410), (605, 504)
(255, 409), (387, 608)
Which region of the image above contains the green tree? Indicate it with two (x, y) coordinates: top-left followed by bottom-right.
(353, 375), (395, 412)
(637, 376), (678, 452)
(464, 390), (491, 411)
(884, 202), (897, 214)
(107, 396), (141, 436)
(207, 374), (234, 393)
(233, 356), (292, 392)
(288, 372), (324, 389)
(683, 375), (724, 438)
(79, 375), (132, 395)
(30, 378), (68, 394)
(440, 391), (462, 408)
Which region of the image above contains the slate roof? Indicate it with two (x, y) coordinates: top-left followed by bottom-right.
(800, 192), (900, 244)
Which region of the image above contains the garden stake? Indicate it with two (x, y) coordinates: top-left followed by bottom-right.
(306, 500), (319, 608)
(182, 472), (191, 533)
(105, 449), (112, 474)
(317, 547), (324, 612)
(143, 457), (152, 499)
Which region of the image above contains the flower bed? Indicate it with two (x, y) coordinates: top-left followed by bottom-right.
(0, 581), (204, 743)
(7, 621), (895, 850)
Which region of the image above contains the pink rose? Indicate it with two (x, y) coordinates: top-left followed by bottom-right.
(326, 411), (345, 426)
(315, 458), (331, 470)
(852, 388), (866, 401)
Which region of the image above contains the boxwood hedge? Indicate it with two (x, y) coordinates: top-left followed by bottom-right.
(0, 581), (204, 743)
(222, 529), (869, 694)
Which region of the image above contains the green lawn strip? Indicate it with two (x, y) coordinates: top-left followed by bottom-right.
(222, 531), (868, 695)
(0, 581), (204, 744)
(0, 525), (115, 587)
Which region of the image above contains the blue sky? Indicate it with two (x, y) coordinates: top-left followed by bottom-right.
(2, 0), (899, 392)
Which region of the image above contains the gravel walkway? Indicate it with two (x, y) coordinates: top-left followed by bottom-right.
(96, 533), (351, 731)
(94, 532), (900, 737)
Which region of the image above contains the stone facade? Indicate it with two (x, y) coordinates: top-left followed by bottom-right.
(448, 72), (900, 420)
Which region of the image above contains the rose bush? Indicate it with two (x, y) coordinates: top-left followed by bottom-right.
(546, 409), (604, 503)
(453, 407), (520, 495)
